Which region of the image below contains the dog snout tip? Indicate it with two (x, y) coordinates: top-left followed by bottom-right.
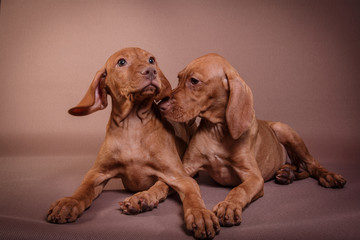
(159, 105), (168, 112)
(159, 98), (171, 111)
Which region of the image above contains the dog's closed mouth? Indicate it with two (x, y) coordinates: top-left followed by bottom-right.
(141, 84), (158, 95)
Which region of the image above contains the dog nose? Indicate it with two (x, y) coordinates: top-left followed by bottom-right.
(159, 97), (171, 111)
(141, 67), (157, 80)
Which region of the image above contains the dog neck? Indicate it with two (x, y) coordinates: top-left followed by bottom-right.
(198, 119), (228, 140)
(108, 96), (157, 130)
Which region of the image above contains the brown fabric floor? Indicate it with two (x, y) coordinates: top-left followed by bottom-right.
(1, 137), (359, 239)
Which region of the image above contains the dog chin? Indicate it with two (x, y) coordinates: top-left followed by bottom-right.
(131, 85), (159, 103)
(141, 84), (159, 94)
(140, 85), (158, 96)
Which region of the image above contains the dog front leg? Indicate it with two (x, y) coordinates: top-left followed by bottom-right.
(119, 180), (170, 214)
(213, 160), (264, 227)
(47, 167), (111, 223)
(117, 149), (205, 215)
(161, 172), (220, 239)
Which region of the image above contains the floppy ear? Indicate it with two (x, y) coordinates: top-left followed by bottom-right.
(225, 69), (255, 139)
(68, 67), (108, 116)
(155, 70), (172, 102)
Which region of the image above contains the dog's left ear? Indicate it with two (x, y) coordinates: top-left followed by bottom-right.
(155, 69), (172, 102)
(225, 68), (255, 139)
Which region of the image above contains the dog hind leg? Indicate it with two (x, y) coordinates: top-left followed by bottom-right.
(275, 164), (310, 185)
(269, 122), (346, 188)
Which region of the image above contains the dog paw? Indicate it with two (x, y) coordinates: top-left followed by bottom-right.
(318, 172), (346, 188)
(212, 201), (242, 227)
(185, 208), (220, 239)
(47, 197), (83, 223)
(275, 166), (295, 185)
(119, 191), (161, 215)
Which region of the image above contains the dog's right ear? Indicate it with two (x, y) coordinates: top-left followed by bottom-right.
(68, 67), (108, 116)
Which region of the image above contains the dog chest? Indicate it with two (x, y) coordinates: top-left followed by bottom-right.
(204, 154), (241, 186)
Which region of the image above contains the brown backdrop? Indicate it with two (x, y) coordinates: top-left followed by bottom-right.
(1, 0), (359, 157)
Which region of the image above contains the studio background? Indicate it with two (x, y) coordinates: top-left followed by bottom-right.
(0, 1), (359, 239)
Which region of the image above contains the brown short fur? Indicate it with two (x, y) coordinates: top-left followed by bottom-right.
(159, 53), (346, 227)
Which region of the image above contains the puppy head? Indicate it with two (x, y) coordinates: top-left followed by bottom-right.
(68, 47), (171, 116)
(160, 53), (254, 139)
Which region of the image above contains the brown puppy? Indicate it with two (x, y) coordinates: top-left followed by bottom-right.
(159, 53), (346, 227)
(47, 48), (220, 239)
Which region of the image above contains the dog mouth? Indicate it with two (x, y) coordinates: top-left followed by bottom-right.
(159, 98), (191, 123)
(140, 84), (159, 95)
(157, 96), (170, 105)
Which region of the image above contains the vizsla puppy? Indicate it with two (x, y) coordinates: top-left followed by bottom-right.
(47, 48), (220, 239)
(159, 53), (346, 227)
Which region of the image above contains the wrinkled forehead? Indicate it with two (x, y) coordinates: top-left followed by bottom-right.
(106, 48), (153, 66)
(179, 54), (226, 82)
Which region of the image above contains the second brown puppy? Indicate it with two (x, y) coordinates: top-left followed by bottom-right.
(159, 53), (346, 227)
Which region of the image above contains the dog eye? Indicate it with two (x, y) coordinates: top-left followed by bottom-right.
(149, 57), (155, 64)
(117, 58), (127, 66)
(190, 78), (199, 85)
